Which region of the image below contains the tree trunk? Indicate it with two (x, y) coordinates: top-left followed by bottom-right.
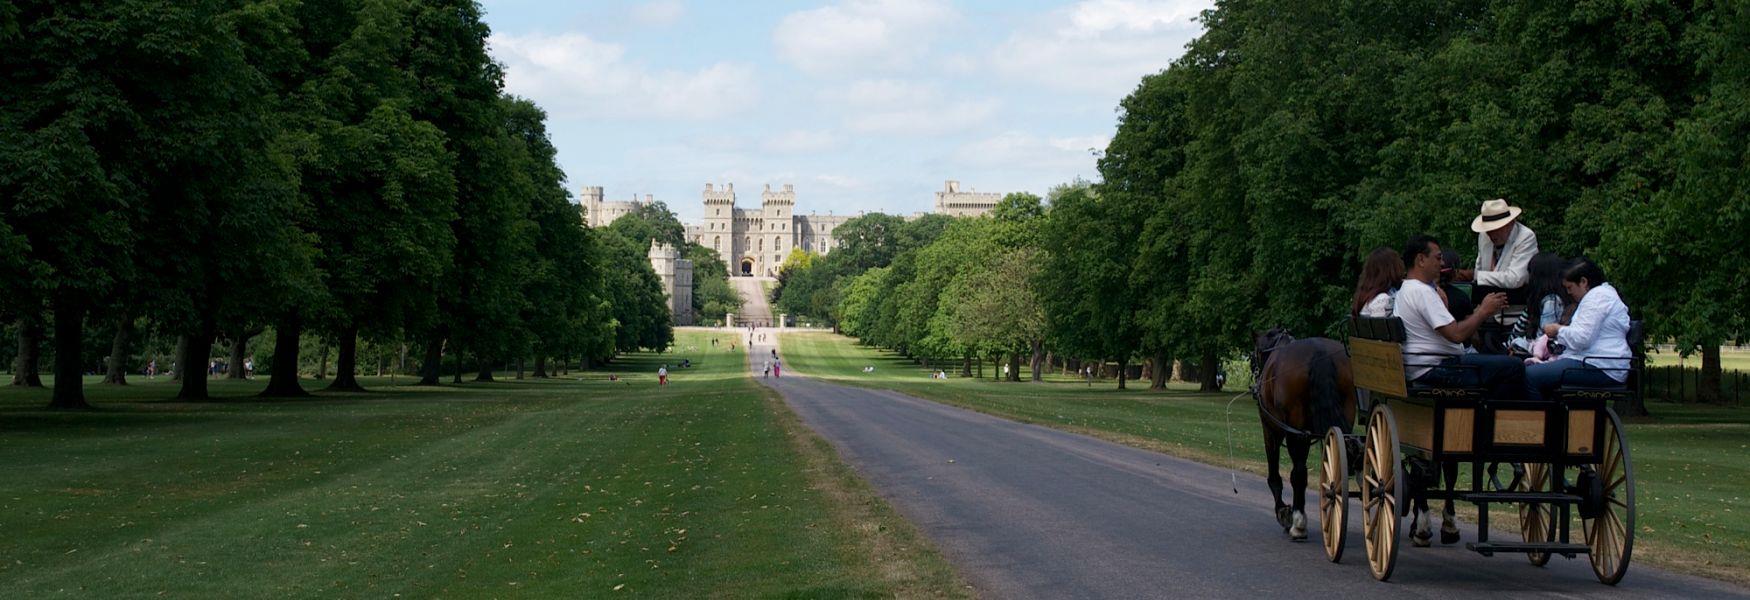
(418, 335), (445, 385)
(515, 357), (525, 380)
(533, 355), (549, 378)
(315, 343), (329, 379)
(227, 331), (251, 380)
(1149, 350), (1170, 390)
(1030, 340), (1044, 382)
(1007, 350), (1021, 382)
(961, 354), (973, 378)
(451, 344), (465, 383)
(475, 352), (495, 381)
(261, 317), (308, 397)
(177, 327), (215, 400)
(1116, 357), (1128, 390)
(49, 292), (90, 408)
(1699, 345), (1723, 404)
(327, 329), (364, 391)
(171, 336), (187, 382)
(398, 343), (408, 376)
(102, 313), (133, 385)
(14, 316), (45, 387)
(1199, 350), (1221, 392)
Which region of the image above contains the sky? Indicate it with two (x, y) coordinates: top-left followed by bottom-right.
(480, 0), (1213, 223)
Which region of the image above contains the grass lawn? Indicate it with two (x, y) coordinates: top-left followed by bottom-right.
(0, 330), (965, 598)
(779, 331), (1750, 585)
(1648, 347), (1750, 372)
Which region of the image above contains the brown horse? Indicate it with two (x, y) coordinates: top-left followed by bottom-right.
(1251, 328), (1357, 540)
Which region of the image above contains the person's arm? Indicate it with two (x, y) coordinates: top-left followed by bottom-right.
(1437, 292), (1507, 343)
(1475, 229), (1538, 288)
(1554, 294), (1605, 352)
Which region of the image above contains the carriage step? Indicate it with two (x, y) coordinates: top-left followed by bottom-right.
(1468, 541), (1589, 557)
(1463, 491), (1583, 504)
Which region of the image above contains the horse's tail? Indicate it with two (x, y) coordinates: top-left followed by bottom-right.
(1307, 349), (1350, 436)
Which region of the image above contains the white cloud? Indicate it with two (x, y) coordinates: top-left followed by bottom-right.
(846, 99), (996, 135)
(629, 0), (686, 26)
(991, 0), (1208, 94)
(773, 0), (958, 75)
(955, 131), (1108, 171)
(765, 130), (840, 154)
(490, 32), (757, 120)
(819, 79), (996, 135)
(813, 174), (864, 189)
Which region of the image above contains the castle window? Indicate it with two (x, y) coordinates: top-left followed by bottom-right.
(758, 238), (764, 251)
(713, 236), (720, 251)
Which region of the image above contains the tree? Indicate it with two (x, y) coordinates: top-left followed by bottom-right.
(607, 201), (686, 251)
(1, 0), (305, 406)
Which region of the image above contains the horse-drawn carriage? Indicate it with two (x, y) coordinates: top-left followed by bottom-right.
(1320, 316), (1637, 584)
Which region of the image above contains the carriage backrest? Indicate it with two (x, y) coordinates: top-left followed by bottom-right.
(1350, 316), (1407, 343)
(1348, 316), (1408, 397)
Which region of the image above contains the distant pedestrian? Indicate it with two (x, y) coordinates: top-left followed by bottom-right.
(244, 358), (254, 378)
(773, 361), (781, 378)
(658, 365), (668, 386)
(763, 361), (771, 378)
(146, 359), (158, 379)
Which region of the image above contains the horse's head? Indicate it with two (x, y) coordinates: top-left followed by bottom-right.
(1250, 327), (1295, 380)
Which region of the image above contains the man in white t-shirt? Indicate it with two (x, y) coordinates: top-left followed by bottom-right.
(1394, 235), (1525, 400)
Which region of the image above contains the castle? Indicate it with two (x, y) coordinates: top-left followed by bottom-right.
(684, 182), (853, 277)
(933, 180), (1003, 217)
(581, 180), (1005, 323)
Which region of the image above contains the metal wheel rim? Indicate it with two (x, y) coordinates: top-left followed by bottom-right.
(1321, 427), (1348, 563)
(1362, 405), (1401, 581)
(1584, 411), (1635, 585)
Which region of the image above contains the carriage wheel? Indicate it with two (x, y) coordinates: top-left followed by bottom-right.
(1584, 411), (1635, 585)
(1518, 462), (1555, 566)
(1320, 426), (1348, 563)
(1360, 405), (1403, 581)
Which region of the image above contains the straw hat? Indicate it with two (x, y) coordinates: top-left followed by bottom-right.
(1470, 198), (1522, 233)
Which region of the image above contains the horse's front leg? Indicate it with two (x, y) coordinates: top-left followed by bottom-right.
(1287, 438), (1310, 541)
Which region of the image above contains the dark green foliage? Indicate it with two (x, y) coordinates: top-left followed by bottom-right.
(0, 0), (668, 404)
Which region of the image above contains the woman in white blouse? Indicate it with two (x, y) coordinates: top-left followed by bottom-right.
(1524, 258), (1632, 401)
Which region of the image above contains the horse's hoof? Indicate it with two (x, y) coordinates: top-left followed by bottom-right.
(1276, 507), (1293, 530)
(1289, 512), (1308, 541)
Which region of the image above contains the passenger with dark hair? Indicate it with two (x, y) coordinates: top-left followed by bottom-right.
(1510, 252), (1570, 355)
(1438, 249), (1475, 322)
(1524, 258), (1631, 401)
(1352, 247), (1403, 318)
(1392, 235), (1524, 400)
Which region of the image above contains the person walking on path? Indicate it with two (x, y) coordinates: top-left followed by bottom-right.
(658, 365), (668, 386)
(763, 361), (771, 378)
(773, 361), (781, 378)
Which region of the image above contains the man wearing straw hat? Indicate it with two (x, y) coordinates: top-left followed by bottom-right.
(1455, 198), (1539, 304)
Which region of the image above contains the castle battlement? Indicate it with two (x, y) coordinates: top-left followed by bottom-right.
(703, 182), (736, 204)
(761, 183), (796, 205)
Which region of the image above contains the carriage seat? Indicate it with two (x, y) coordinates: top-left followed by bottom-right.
(1551, 320), (1643, 406)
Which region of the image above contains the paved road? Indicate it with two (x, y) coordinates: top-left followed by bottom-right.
(730, 277), (775, 325)
(746, 332), (1748, 599)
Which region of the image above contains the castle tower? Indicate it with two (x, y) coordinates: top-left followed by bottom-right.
(702, 182), (737, 273)
(580, 185), (605, 227)
(761, 183), (796, 276)
(647, 241), (693, 325)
